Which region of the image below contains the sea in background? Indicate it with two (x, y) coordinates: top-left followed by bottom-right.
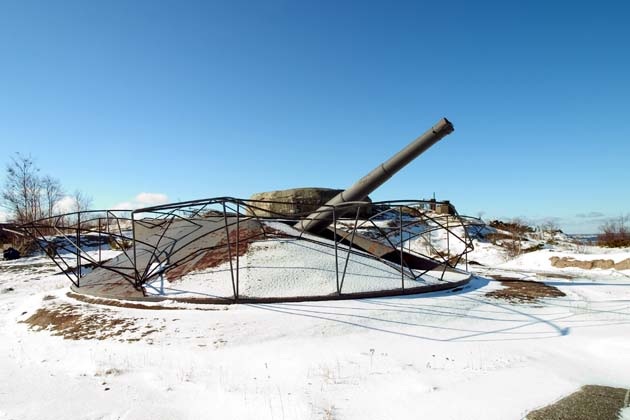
(567, 234), (598, 244)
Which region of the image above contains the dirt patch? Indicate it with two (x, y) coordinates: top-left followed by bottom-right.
(527, 385), (629, 420)
(485, 276), (566, 303)
(21, 302), (163, 340)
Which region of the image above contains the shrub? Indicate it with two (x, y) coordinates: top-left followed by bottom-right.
(598, 215), (630, 247)
(489, 219), (534, 234)
(488, 218), (534, 257)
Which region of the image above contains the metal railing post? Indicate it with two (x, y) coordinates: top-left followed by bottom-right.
(400, 207), (404, 290)
(132, 211), (139, 288)
(98, 217), (102, 263)
(446, 216), (450, 263)
(76, 212), (81, 286)
(235, 202), (240, 300)
(333, 206), (339, 295)
(222, 202), (237, 301)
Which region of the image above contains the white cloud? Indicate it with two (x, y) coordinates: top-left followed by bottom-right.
(113, 192), (169, 210)
(54, 196), (77, 214)
(135, 193), (169, 206)
(0, 209), (9, 223)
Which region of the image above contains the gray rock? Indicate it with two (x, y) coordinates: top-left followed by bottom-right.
(248, 187), (371, 218)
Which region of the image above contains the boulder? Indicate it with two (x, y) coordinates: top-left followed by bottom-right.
(614, 258), (630, 270)
(248, 187), (372, 218)
(3, 247), (20, 260)
(591, 259), (615, 269)
(550, 256), (620, 270)
(550, 257), (593, 269)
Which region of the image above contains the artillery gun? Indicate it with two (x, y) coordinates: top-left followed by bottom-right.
(17, 118), (479, 303)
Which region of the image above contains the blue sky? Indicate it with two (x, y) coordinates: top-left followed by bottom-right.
(0, 0), (628, 233)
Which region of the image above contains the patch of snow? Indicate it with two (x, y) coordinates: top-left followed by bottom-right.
(464, 239), (508, 266)
(1, 223), (630, 420)
(145, 234), (465, 298)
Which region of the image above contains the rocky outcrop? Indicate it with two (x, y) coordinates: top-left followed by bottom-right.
(615, 258), (630, 270)
(550, 256), (630, 270)
(248, 188), (371, 218)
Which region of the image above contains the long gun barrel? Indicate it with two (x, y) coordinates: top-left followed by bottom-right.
(296, 117), (455, 233)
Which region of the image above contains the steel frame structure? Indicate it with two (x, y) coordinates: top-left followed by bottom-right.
(17, 197), (483, 302)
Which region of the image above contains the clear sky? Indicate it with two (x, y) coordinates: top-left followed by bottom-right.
(1, 0), (628, 233)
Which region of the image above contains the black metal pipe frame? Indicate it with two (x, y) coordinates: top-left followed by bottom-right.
(16, 197), (483, 303)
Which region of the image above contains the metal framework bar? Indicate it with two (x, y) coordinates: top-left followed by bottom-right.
(16, 197), (478, 300)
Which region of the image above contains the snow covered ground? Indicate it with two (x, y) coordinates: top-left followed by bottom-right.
(144, 237), (468, 299)
(1, 240), (629, 419)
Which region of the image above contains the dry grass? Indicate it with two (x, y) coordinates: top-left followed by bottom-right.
(21, 302), (163, 341)
(527, 385), (629, 420)
(485, 276), (566, 303)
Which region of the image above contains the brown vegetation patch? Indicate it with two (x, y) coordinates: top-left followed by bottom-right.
(485, 232), (514, 242)
(21, 302), (163, 340)
(598, 215), (630, 247)
(527, 385), (629, 420)
(166, 224), (289, 280)
(485, 276), (566, 303)
(489, 220), (534, 233)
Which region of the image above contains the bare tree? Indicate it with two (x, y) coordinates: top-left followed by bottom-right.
(540, 219), (561, 242)
(72, 190), (93, 212)
(542, 219), (560, 233)
(41, 176), (64, 218)
(1, 154), (42, 223)
(62, 190), (93, 228)
(507, 217), (529, 256)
